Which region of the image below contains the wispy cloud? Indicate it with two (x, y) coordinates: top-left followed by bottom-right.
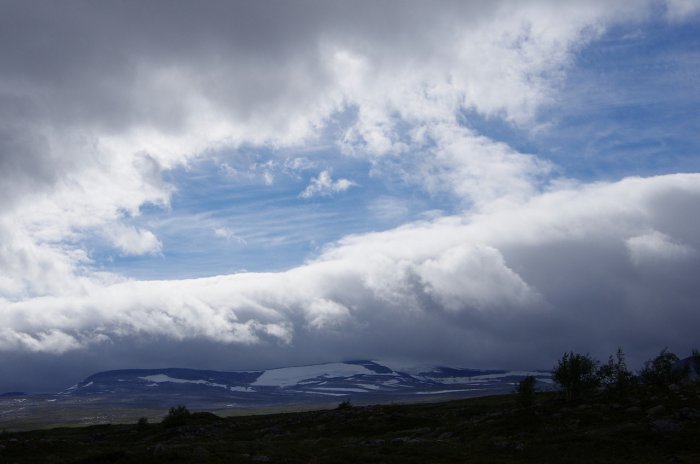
(664, 0), (700, 21)
(213, 227), (247, 245)
(299, 170), (356, 198)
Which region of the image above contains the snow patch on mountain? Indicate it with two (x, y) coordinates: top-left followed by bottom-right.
(252, 363), (374, 387)
(56, 360), (554, 408)
(230, 386), (254, 392)
(372, 360), (435, 375)
(312, 387), (369, 393)
(415, 389), (484, 395)
(138, 374), (228, 390)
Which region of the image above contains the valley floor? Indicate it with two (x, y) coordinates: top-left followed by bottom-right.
(1, 388), (700, 463)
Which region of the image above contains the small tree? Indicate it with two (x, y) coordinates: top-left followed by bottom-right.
(553, 352), (600, 403)
(516, 375), (536, 408)
(598, 348), (636, 397)
(162, 405), (191, 427)
(640, 348), (689, 388)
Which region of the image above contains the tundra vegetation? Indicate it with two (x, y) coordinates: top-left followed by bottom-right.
(0, 347), (699, 463)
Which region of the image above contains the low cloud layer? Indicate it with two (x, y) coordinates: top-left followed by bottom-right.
(3, 174), (699, 391)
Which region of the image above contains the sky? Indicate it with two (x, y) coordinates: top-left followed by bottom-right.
(1, 0), (700, 393)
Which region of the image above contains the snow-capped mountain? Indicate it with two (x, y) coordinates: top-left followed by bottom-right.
(60, 360), (552, 409)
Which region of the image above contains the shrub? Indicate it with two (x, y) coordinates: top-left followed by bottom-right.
(137, 417), (149, 428)
(553, 351), (600, 403)
(598, 348), (636, 396)
(516, 375), (536, 407)
(639, 348), (689, 388)
(162, 405), (191, 427)
(336, 399), (353, 410)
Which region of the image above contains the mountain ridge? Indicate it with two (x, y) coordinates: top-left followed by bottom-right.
(60, 360), (553, 405)
(1, 360), (554, 430)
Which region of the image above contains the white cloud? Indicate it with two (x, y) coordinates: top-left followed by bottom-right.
(305, 299), (352, 330)
(104, 223), (162, 256)
(213, 227), (232, 240)
(284, 157), (317, 173)
(213, 227), (247, 244)
(384, 122), (552, 207)
(367, 196), (411, 222)
(299, 170), (356, 198)
(0, 329), (82, 354)
(416, 244), (543, 313)
(664, 0), (700, 21)
(626, 231), (697, 267)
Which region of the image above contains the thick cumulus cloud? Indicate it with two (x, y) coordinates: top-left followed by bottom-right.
(1, 1), (700, 390)
(3, 174), (700, 391)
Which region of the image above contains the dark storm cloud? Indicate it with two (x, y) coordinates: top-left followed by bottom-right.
(0, 0), (482, 130)
(0, 0), (468, 206)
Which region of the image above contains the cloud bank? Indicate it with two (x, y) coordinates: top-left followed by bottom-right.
(3, 174), (700, 391)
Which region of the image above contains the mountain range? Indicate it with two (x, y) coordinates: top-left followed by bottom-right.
(59, 360), (553, 408)
(0, 360), (553, 429)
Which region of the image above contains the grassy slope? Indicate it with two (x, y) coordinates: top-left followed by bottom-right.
(1, 387), (699, 463)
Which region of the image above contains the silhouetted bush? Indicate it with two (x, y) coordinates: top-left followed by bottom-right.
(640, 348), (689, 388)
(336, 399), (353, 410)
(136, 417), (148, 429)
(554, 352), (600, 403)
(516, 375), (536, 407)
(598, 347), (637, 397)
(162, 405), (191, 427)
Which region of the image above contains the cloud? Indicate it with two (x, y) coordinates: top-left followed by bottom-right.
(213, 227), (233, 240)
(0, 0), (660, 300)
(626, 231), (698, 267)
(213, 227), (247, 244)
(284, 157), (317, 173)
(367, 196), (411, 223)
(375, 122), (552, 208)
(1, 174), (699, 391)
(299, 170), (356, 198)
(0, 329), (83, 354)
(104, 224), (162, 256)
(0, 1), (697, 391)
(664, 0), (700, 21)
